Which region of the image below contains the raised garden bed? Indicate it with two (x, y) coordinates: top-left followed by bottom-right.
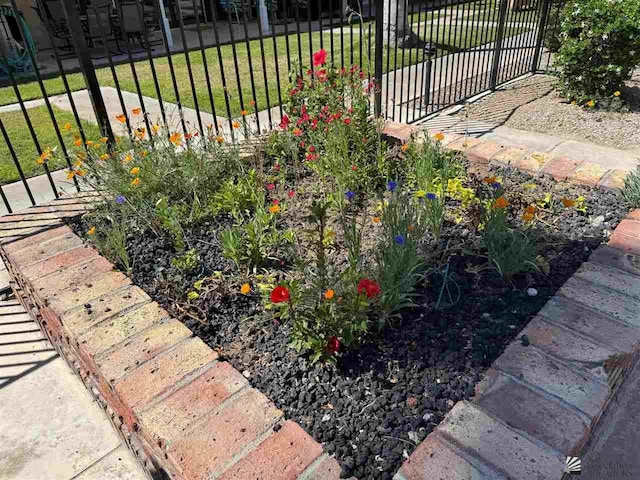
(69, 159), (627, 479)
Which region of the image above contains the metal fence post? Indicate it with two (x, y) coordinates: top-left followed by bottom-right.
(489, 0), (510, 90)
(59, 0), (114, 142)
(374, 0), (384, 117)
(531, 0), (551, 72)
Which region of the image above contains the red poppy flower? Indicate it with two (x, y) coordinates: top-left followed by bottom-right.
(313, 49), (327, 66)
(274, 163), (281, 171)
(308, 146), (316, 153)
(326, 336), (340, 354)
(266, 183), (275, 191)
(351, 165), (357, 171)
(273, 199), (279, 205)
(357, 278), (381, 298)
(270, 285), (290, 304)
(280, 115), (290, 130)
(344, 118), (352, 125)
(288, 190), (295, 198)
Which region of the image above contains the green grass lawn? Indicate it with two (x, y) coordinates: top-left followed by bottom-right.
(0, 20), (528, 119)
(0, 105), (103, 185)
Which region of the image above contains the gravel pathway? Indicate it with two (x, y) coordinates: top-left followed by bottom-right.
(460, 73), (640, 152)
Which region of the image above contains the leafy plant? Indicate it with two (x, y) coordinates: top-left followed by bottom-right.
(211, 169), (264, 221)
(622, 166), (640, 208)
(171, 248), (199, 273)
(92, 217), (131, 272)
(554, 0), (640, 104)
(154, 197), (186, 251)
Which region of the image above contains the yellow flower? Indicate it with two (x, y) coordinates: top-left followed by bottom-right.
(74, 159), (83, 168)
(131, 177), (141, 186)
(614, 91), (621, 97)
(92, 143), (102, 150)
(433, 132), (445, 142)
(240, 283), (251, 295)
(169, 132), (182, 146)
(140, 150), (148, 158)
(415, 190), (426, 198)
(87, 226), (96, 236)
(86, 140), (94, 146)
(130, 166), (140, 175)
(63, 122), (72, 131)
(116, 114), (127, 124)
(99, 137), (108, 143)
(324, 289), (335, 300)
(38, 148), (53, 165)
(132, 107), (142, 115)
(372, 216), (381, 223)
(76, 151), (86, 160)
(152, 124), (161, 135)
(135, 128), (146, 140)
(401, 144), (409, 152)
(493, 196), (510, 209)
(586, 100), (596, 108)
(561, 197), (575, 208)
(269, 204), (281, 214)
(100, 153), (110, 160)
(232, 121), (241, 129)
(123, 153), (133, 163)
(571, 100), (577, 105)
(76, 169), (86, 177)
(216, 135), (224, 144)
(67, 170), (76, 180)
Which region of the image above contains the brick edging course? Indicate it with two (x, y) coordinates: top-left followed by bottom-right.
(384, 123), (640, 479)
(0, 192), (340, 480)
(382, 122), (632, 190)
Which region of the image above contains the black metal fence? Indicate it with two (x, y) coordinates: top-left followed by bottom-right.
(0, 0), (563, 214)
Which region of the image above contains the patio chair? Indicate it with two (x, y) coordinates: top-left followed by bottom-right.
(33, 0), (74, 54)
(84, 0), (115, 48)
(120, 0), (160, 49)
(220, 0), (245, 24)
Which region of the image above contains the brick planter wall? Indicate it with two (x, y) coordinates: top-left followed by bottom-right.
(0, 192), (340, 480)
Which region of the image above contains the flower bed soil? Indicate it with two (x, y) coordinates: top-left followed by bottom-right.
(70, 163), (627, 479)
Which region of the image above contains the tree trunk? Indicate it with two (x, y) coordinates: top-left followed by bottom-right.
(382, 0), (432, 50)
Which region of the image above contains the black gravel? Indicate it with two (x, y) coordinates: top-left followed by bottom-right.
(70, 167), (628, 479)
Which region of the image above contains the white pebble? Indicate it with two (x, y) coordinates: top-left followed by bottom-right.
(527, 288), (538, 297)
(242, 370), (250, 378)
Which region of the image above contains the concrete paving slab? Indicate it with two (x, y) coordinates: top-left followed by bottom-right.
(480, 125), (564, 152)
(0, 300), (147, 480)
(549, 140), (640, 171)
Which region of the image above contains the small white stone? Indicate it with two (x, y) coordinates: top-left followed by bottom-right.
(527, 288), (538, 297)
(321, 414), (331, 422)
(242, 370), (250, 378)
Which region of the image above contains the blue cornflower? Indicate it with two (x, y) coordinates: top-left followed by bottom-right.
(491, 182), (501, 189)
(426, 193), (437, 200)
(394, 234), (406, 245)
(346, 190), (355, 200)
(115, 194), (126, 204)
(387, 180), (397, 192)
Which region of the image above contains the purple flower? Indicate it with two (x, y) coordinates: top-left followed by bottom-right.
(346, 190), (355, 200)
(426, 193), (437, 200)
(491, 182), (501, 189)
(115, 194), (126, 204)
(394, 234), (406, 245)
(387, 180), (397, 192)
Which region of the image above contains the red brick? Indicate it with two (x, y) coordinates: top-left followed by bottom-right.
(6, 230), (81, 267)
(446, 137), (482, 153)
(1, 225), (71, 254)
(96, 319), (193, 383)
(590, 245), (640, 278)
(30, 255), (112, 298)
(609, 231), (640, 256)
(436, 401), (565, 479)
(217, 420), (322, 480)
(115, 337), (218, 410)
(512, 151), (554, 173)
(0, 206), (55, 222)
(466, 140), (505, 164)
(61, 285), (151, 337)
(48, 272), (131, 316)
(494, 342), (609, 419)
(168, 389), (283, 478)
(612, 219), (640, 240)
(0, 218), (62, 233)
(574, 261), (640, 301)
(397, 432), (487, 480)
(598, 169), (629, 190)
(541, 156), (583, 181)
(0, 211), (61, 224)
(382, 122), (419, 144)
(139, 361), (248, 445)
(474, 369), (589, 454)
(22, 245), (99, 283)
(490, 146), (528, 167)
(628, 210), (640, 222)
(538, 295), (640, 357)
(569, 162), (608, 186)
(301, 455), (342, 480)
(427, 131), (462, 146)
(78, 302), (170, 358)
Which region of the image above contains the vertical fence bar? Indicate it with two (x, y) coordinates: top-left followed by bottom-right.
(329, 0), (335, 63)
(283, 2), (292, 73)
(225, 1), (247, 123)
(339, 0), (345, 68)
(532, 0), (551, 72)
(384, 0), (392, 118)
(397, 0), (407, 122)
(374, 0), (384, 117)
(9, 0), (80, 192)
(307, 0), (314, 72)
(255, 1), (273, 130)
(240, 6), (261, 132)
(269, 4), (284, 120)
(295, 1), (304, 76)
(489, 0), (509, 90)
(0, 118), (36, 207)
(59, 0), (113, 143)
(318, 0), (324, 51)
(434, 0), (446, 112)
(0, 184), (11, 214)
(408, 0), (420, 122)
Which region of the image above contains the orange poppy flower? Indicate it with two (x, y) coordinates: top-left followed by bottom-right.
(401, 144), (409, 152)
(525, 205), (536, 215)
(522, 213), (534, 222)
(269, 204), (281, 214)
(232, 121), (241, 129)
(132, 107), (142, 115)
(240, 283), (251, 295)
(493, 196), (510, 209)
(324, 289), (335, 300)
(433, 132), (445, 142)
(116, 114), (127, 124)
(63, 122), (72, 131)
(483, 176), (497, 184)
(130, 166), (140, 175)
(562, 198), (576, 208)
(131, 177), (141, 186)
(169, 132), (182, 146)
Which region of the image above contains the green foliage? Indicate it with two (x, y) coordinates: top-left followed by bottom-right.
(220, 208), (294, 271)
(554, 0), (640, 103)
(622, 166), (640, 208)
(212, 170), (264, 221)
(154, 197), (186, 251)
(481, 194), (538, 279)
(93, 216), (131, 272)
(269, 201), (373, 363)
(374, 185), (427, 322)
(171, 248), (199, 273)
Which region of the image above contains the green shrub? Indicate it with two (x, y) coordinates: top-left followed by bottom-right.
(622, 166), (640, 208)
(171, 248), (199, 273)
(554, 0), (640, 103)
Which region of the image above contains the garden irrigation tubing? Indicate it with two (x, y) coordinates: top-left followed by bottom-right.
(0, 6), (36, 78)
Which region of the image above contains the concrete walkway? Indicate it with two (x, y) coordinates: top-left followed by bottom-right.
(0, 299), (147, 480)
